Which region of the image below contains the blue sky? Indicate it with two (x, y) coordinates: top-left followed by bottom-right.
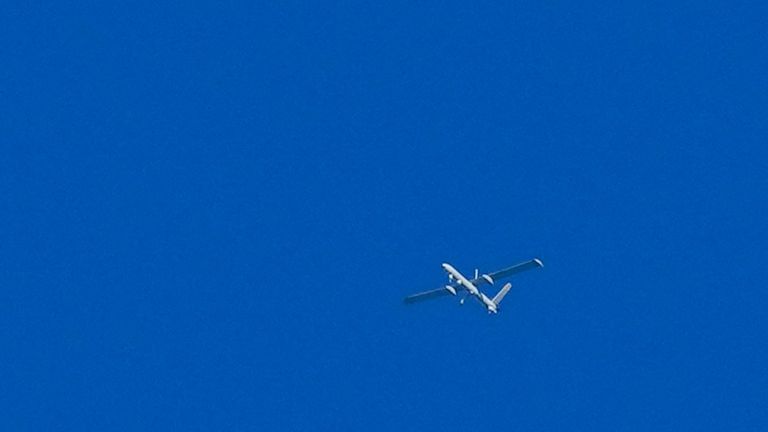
(2, 1), (767, 430)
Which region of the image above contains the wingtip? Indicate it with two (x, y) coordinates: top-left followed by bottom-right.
(534, 258), (544, 267)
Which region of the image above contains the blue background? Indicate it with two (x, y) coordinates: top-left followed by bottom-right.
(2, 1), (767, 430)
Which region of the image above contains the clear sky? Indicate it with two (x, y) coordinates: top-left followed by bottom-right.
(3, 1), (767, 430)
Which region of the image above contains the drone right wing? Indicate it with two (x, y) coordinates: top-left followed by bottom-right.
(403, 286), (456, 304)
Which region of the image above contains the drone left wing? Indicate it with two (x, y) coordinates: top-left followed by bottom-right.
(472, 258), (544, 286)
(403, 286), (456, 304)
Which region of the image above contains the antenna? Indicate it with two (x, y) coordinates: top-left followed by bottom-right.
(474, 268), (479, 279)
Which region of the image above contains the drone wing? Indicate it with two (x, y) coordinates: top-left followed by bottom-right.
(403, 286), (456, 304)
(474, 258), (544, 286)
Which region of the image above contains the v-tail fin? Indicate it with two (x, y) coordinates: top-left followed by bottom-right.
(491, 282), (513, 306)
